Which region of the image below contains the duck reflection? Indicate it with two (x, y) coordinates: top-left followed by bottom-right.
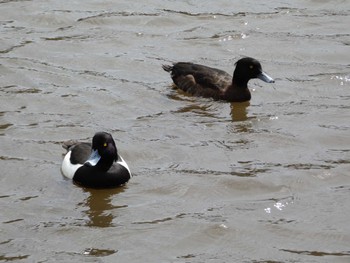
(230, 101), (250, 122)
(168, 90), (251, 122)
(81, 187), (127, 228)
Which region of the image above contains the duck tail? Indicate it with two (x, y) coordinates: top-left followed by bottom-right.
(62, 140), (78, 151)
(162, 64), (173, 72)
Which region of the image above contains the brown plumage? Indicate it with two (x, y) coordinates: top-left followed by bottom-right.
(163, 57), (274, 102)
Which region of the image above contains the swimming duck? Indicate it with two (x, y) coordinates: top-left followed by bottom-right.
(162, 57), (274, 102)
(61, 132), (131, 188)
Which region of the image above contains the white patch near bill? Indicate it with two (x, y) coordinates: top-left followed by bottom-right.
(61, 151), (83, 179)
(118, 155), (132, 177)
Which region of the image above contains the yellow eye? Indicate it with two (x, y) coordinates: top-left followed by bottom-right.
(249, 65), (254, 69)
(103, 143), (107, 147)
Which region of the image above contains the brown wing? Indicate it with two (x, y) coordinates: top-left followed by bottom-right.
(168, 63), (232, 96)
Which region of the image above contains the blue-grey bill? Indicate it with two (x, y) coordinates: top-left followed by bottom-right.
(85, 149), (101, 166)
(258, 72), (275, 83)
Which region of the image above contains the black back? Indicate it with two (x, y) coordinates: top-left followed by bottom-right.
(69, 143), (92, 164)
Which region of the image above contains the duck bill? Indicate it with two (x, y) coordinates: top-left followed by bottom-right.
(85, 149), (101, 166)
(257, 72), (275, 83)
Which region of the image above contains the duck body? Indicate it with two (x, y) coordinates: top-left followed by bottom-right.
(163, 57), (274, 102)
(61, 132), (131, 188)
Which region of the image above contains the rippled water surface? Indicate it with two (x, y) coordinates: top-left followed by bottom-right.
(1, 0), (350, 262)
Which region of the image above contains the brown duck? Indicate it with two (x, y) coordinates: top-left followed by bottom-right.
(163, 57), (274, 102)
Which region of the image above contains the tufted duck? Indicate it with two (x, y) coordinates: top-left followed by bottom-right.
(61, 132), (131, 188)
(162, 57), (274, 102)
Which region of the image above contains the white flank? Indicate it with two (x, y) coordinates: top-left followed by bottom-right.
(61, 151), (83, 179)
(118, 155), (132, 177)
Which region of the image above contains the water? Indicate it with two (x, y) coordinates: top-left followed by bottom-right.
(1, 0), (350, 262)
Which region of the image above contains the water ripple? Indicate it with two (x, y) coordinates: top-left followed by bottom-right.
(280, 248), (350, 257)
(77, 11), (160, 23)
(0, 40), (32, 54)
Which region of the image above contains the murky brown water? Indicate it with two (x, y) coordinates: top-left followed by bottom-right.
(1, 0), (350, 262)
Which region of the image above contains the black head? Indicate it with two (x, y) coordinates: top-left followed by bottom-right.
(233, 57), (274, 86)
(92, 132), (118, 162)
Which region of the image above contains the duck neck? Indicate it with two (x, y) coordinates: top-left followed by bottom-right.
(232, 74), (249, 89)
(96, 156), (115, 172)
(224, 76), (251, 102)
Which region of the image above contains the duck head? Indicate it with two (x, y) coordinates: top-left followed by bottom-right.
(85, 132), (118, 171)
(233, 57), (274, 87)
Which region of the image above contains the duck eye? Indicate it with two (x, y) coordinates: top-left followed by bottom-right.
(103, 143), (107, 147)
